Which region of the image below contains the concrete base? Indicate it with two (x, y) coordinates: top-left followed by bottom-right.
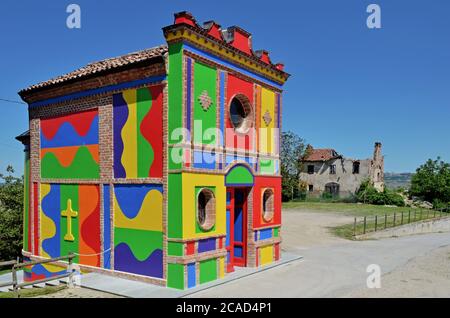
(78, 252), (303, 298)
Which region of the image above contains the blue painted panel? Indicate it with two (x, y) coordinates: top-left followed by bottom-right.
(259, 228), (273, 240)
(227, 251), (231, 264)
(187, 263), (196, 288)
(186, 58), (192, 138)
(226, 209), (231, 247)
(234, 207), (243, 242)
(193, 150), (216, 170)
(234, 246), (243, 258)
(226, 192), (231, 205)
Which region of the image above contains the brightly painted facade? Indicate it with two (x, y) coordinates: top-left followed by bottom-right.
(17, 12), (289, 289)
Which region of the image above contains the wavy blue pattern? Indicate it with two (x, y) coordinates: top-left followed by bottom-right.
(41, 116), (99, 148)
(114, 184), (163, 219)
(41, 184), (61, 258)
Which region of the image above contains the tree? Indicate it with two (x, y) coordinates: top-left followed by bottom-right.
(0, 166), (23, 261)
(410, 157), (450, 207)
(280, 131), (307, 201)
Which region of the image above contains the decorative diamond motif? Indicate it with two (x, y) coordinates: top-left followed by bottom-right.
(198, 90), (213, 111)
(263, 110), (272, 126)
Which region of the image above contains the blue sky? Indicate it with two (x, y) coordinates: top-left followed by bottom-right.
(0, 0), (449, 174)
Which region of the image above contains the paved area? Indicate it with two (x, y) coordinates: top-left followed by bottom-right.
(76, 252), (301, 298)
(189, 210), (450, 297)
(3, 209), (449, 297)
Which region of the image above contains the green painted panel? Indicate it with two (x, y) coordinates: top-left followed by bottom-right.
(193, 61), (217, 145)
(195, 186), (216, 234)
(137, 87), (153, 178)
(23, 153), (30, 251)
(225, 166), (254, 185)
(168, 43), (183, 145)
(168, 241), (184, 256)
(60, 184), (79, 263)
(168, 146), (183, 170)
(114, 228), (162, 260)
(260, 159), (275, 174)
(199, 258), (217, 284)
(274, 227), (279, 238)
(167, 263), (185, 289)
(41, 146), (99, 179)
(168, 173), (183, 238)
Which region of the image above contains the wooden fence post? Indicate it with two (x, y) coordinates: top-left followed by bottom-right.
(12, 266), (18, 298)
(353, 218), (357, 237)
(393, 213), (396, 227)
(363, 216), (367, 234)
(68, 253), (74, 288)
(408, 210), (411, 223)
(375, 215), (378, 232)
(401, 212), (404, 225)
(384, 214), (387, 229)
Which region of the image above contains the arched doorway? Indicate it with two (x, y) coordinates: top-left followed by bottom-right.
(325, 182), (340, 196)
(224, 164), (254, 272)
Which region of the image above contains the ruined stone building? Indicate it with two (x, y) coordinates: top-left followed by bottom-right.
(299, 142), (384, 197)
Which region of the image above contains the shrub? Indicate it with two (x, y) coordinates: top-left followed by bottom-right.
(356, 179), (405, 207)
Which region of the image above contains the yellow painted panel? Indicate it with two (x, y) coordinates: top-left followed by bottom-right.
(121, 89), (138, 178)
(219, 256), (225, 278)
(40, 184), (54, 258)
(260, 88), (276, 154)
(182, 173), (226, 239)
(260, 245), (274, 266)
(114, 189), (163, 231)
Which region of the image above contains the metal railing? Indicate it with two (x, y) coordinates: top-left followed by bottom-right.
(0, 253), (76, 298)
(353, 207), (449, 237)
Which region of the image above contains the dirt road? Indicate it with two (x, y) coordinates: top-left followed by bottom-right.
(189, 209), (450, 297)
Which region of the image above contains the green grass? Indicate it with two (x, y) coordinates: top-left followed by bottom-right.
(0, 285), (66, 298)
(0, 269), (11, 275)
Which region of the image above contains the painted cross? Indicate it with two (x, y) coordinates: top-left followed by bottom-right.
(198, 90), (213, 111)
(61, 199), (78, 242)
(263, 110), (272, 126)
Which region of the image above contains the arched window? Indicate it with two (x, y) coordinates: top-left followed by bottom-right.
(262, 188), (274, 222)
(197, 188), (216, 231)
(229, 94), (253, 134)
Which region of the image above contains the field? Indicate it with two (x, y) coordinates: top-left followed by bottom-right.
(282, 201), (442, 239)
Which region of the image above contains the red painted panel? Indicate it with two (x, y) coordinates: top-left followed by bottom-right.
(41, 109), (97, 140)
(33, 182), (39, 255)
(28, 178), (32, 252)
(140, 85), (164, 178)
(79, 185), (101, 267)
(186, 241), (195, 255)
(230, 29), (252, 55)
(274, 243), (280, 261)
(252, 176), (282, 229)
(225, 74), (254, 151)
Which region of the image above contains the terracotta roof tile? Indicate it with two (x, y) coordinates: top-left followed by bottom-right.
(303, 148), (340, 162)
(19, 45), (168, 94)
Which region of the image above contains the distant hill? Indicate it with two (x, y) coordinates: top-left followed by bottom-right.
(384, 172), (413, 190)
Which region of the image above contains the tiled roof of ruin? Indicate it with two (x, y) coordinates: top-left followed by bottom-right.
(19, 45), (168, 95)
(303, 148), (341, 162)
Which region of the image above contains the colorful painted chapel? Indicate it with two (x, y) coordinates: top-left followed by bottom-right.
(16, 12), (289, 289)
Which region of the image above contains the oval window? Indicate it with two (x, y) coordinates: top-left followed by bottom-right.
(229, 95), (253, 134)
(262, 189), (274, 222)
(197, 188), (216, 231)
